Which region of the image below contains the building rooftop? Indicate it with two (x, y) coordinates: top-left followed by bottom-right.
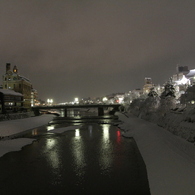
(0, 89), (23, 96)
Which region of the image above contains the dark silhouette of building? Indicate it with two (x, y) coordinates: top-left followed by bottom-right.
(0, 89), (23, 114)
(2, 63), (32, 110)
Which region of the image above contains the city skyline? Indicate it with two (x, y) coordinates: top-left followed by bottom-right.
(1, 0), (195, 103)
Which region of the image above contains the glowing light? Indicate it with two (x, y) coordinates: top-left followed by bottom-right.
(176, 75), (189, 85)
(103, 124), (109, 140)
(47, 125), (55, 131)
(116, 130), (121, 144)
(74, 97), (79, 104)
(102, 97), (108, 102)
(75, 129), (80, 137)
(47, 99), (53, 105)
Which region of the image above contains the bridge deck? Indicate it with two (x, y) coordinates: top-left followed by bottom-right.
(32, 104), (121, 116)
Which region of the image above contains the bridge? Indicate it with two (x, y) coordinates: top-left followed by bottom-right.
(31, 104), (122, 117)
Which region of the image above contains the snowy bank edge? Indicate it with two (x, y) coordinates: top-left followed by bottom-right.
(116, 112), (195, 195)
(0, 138), (36, 158)
(0, 114), (54, 138)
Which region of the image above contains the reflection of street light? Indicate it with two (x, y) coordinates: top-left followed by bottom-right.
(47, 99), (53, 105)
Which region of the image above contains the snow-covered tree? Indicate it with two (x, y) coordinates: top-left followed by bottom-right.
(148, 87), (158, 97)
(129, 98), (145, 116)
(158, 83), (177, 115)
(160, 83), (175, 99)
(180, 85), (195, 104)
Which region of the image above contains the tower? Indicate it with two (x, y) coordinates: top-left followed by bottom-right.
(13, 65), (18, 73)
(6, 63), (11, 72)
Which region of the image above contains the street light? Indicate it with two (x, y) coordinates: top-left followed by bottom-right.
(102, 97), (108, 103)
(47, 99), (53, 105)
(74, 97), (79, 104)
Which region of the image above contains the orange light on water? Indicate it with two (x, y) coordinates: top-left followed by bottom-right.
(116, 130), (121, 143)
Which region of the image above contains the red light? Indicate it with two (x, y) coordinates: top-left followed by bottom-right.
(116, 130), (121, 143)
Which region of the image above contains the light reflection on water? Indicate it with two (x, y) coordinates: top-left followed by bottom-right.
(99, 124), (113, 173)
(47, 125), (55, 131)
(45, 124), (117, 179)
(32, 128), (38, 136)
(75, 129), (80, 137)
(44, 138), (61, 185)
(72, 128), (86, 178)
(45, 139), (60, 169)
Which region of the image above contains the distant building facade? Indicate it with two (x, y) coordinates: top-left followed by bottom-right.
(172, 66), (195, 91)
(31, 88), (39, 106)
(0, 89), (23, 114)
(2, 63), (34, 110)
(143, 77), (154, 94)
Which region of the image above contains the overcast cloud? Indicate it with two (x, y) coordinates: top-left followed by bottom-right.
(1, 0), (195, 103)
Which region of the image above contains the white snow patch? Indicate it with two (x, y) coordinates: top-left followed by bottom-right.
(0, 114), (54, 157)
(0, 138), (35, 157)
(0, 114), (54, 137)
(117, 112), (195, 195)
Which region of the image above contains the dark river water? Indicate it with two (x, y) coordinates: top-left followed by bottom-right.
(0, 114), (150, 195)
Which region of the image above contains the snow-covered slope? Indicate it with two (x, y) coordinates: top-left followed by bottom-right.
(117, 112), (195, 195)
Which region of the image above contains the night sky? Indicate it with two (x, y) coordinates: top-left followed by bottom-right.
(1, 0), (195, 103)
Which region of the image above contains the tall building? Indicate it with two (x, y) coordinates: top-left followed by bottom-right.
(31, 88), (39, 106)
(2, 63), (32, 110)
(143, 77), (154, 94)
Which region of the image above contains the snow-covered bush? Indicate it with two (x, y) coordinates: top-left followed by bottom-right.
(126, 82), (195, 143)
(129, 98), (145, 116)
(157, 83), (177, 115)
(180, 85), (195, 104)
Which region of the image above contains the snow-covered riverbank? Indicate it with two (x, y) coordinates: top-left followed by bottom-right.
(0, 114), (54, 138)
(0, 114), (81, 158)
(116, 112), (195, 195)
(0, 114), (54, 157)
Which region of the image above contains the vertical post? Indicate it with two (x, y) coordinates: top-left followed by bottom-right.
(60, 108), (68, 117)
(64, 108), (67, 117)
(98, 107), (104, 116)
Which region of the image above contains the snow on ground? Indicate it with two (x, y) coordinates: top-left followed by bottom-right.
(0, 114), (54, 138)
(0, 138), (35, 158)
(116, 112), (195, 195)
(0, 114), (54, 158)
(0, 114), (82, 158)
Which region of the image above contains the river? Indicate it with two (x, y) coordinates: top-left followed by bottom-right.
(0, 112), (150, 194)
